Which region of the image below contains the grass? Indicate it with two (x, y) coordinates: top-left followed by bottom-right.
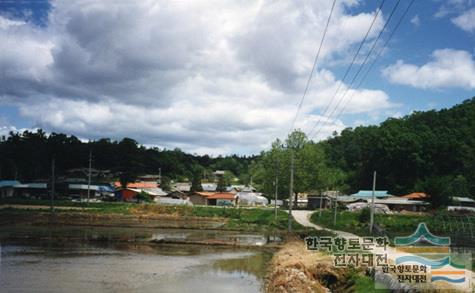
(1, 198), (305, 232)
(310, 210), (436, 238)
(133, 204), (306, 232)
(350, 273), (390, 292)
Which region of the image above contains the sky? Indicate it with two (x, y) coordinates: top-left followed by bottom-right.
(0, 0), (474, 155)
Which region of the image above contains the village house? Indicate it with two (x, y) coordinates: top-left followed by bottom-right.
(201, 183), (217, 192)
(13, 182), (49, 199)
(338, 190), (430, 212)
(137, 174), (160, 182)
(166, 190), (188, 199)
(235, 192), (268, 206)
(0, 180), (20, 198)
(189, 191), (215, 205)
(189, 191), (235, 206)
(206, 192), (235, 206)
(68, 183), (115, 199)
(173, 182), (191, 192)
(307, 196), (332, 210)
(449, 197), (475, 212)
(114, 181), (167, 201)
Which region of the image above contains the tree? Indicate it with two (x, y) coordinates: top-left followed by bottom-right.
(119, 171), (136, 189)
(216, 176), (227, 192)
(416, 176), (452, 208)
(190, 168), (203, 192)
(160, 176), (172, 192)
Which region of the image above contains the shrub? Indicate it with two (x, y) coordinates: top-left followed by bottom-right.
(359, 207), (371, 223)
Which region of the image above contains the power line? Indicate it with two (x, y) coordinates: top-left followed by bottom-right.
(288, 0), (337, 133)
(306, 0), (386, 138)
(310, 0), (402, 139)
(311, 0), (415, 139)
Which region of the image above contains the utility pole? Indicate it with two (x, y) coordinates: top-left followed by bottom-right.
(288, 149), (294, 232)
(274, 176), (278, 221)
(158, 167), (162, 185)
(370, 171), (377, 234)
(274, 160), (279, 222)
(87, 149), (92, 203)
(51, 156), (55, 213)
(333, 195), (338, 226)
(319, 188), (326, 218)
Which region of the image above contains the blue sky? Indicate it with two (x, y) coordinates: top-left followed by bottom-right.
(0, 0), (474, 155)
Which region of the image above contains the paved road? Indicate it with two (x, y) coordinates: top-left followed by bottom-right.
(291, 210), (358, 238)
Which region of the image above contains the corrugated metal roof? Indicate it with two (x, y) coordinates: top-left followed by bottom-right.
(0, 180), (20, 188)
(193, 192), (216, 197)
(14, 183), (47, 189)
(114, 181), (158, 188)
(401, 192), (429, 199)
(351, 190), (391, 197)
(207, 192), (235, 200)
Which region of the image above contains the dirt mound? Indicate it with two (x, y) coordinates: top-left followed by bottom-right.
(265, 241), (347, 293)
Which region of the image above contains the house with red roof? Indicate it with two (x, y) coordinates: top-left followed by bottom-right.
(189, 191), (235, 206)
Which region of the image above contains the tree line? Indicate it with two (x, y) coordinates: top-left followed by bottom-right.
(249, 97), (475, 206)
(1, 97), (474, 205)
(0, 131), (255, 186)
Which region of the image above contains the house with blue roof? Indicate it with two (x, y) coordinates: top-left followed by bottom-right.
(351, 190), (391, 198)
(0, 180), (20, 198)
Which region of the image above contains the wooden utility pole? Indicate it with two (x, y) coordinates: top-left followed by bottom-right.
(370, 171), (377, 234)
(50, 157), (55, 212)
(87, 149), (92, 203)
(274, 176), (278, 221)
(319, 188), (325, 218)
(333, 196), (338, 226)
(288, 150), (294, 232)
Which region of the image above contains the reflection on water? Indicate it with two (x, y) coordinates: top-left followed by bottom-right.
(0, 225), (273, 292)
(0, 224), (281, 246)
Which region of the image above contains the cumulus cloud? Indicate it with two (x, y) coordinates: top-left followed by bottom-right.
(452, 8), (475, 32)
(0, 0), (396, 155)
(434, 0), (475, 32)
(382, 49), (475, 90)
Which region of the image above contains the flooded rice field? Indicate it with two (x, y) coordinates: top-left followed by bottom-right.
(0, 225), (274, 292)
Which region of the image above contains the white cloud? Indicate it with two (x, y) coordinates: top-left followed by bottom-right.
(452, 8), (475, 32)
(435, 0), (474, 18)
(382, 49), (475, 89)
(0, 1), (396, 155)
(410, 15), (420, 27)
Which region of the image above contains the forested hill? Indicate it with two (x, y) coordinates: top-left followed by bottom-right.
(323, 97), (475, 199)
(0, 132), (255, 183)
(1, 97), (474, 201)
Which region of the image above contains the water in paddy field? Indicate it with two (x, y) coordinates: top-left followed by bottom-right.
(0, 225), (273, 293)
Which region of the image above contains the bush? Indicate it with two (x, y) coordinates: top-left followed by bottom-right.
(136, 191), (153, 203)
(359, 207), (371, 223)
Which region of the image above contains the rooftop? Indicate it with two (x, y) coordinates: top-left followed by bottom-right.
(113, 181), (158, 189)
(351, 190), (391, 198)
(207, 192), (235, 200)
(401, 192), (429, 200)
